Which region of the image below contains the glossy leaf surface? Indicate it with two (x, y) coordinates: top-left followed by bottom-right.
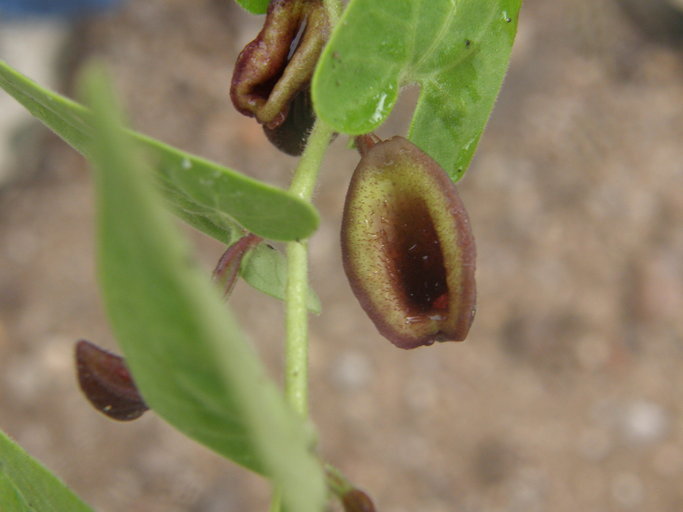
(313, 0), (521, 181)
(83, 68), (325, 512)
(0, 60), (319, 309)
(0, 429), (93, 512)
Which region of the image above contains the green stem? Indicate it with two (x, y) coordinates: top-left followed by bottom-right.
(276, 4), (339, 508)
(284, 239), (310, 415)
(284, 119), (333, 417)
(269, 120), (332, 512)
(324, 464), (354, 497)
(288, 119), (335, 201)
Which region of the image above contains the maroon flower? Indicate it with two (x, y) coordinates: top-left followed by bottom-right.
(341, 136), (476, 349)
(230, 0), (328, 130)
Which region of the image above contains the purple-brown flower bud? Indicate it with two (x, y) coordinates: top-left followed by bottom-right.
(341, 136), (476, 349)
(212, 233), (262, 297)
(230, 0), (328, 130)
(342, 489), (376, 512)
(75, 340), (148, 421)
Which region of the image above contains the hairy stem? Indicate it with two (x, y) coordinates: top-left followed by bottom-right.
(284, 239), (310, 414)
(284, 119), (333, 417)
(288, 119), (335, 202)
(275, 5), (339, 509)
(325, 464), (354, 497)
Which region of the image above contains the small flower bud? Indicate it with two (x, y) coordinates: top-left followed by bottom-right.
(75, 340), (148, 421)
(342, 489), (376, 512)
(212, 233), (262, 297)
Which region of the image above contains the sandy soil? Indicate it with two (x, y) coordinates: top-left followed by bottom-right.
(1, 1), (683, 511)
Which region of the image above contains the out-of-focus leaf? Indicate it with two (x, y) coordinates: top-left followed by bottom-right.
(0, 429), (94, 512)
(83, 66), (325, 512)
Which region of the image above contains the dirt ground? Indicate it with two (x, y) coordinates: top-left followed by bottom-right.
(1, 1), (683, 511)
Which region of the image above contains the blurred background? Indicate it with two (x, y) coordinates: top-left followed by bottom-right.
(1, 1), (683, 511)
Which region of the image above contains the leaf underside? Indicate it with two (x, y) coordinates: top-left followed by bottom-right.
(0, 60), (319, 311)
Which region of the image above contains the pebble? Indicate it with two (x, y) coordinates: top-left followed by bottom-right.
(621, 400), (668, 445)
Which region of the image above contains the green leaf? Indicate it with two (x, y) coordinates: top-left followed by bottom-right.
(0, 60), (320, 311)
(0, 477), (27, 511)
(234, 0), (269, 15)
(312, 0), (521, 181)
(0, 60), (318, 242)
(0, 429), (94, 512)
(82, 66), (325, 512)
(241, 243), (322, 314)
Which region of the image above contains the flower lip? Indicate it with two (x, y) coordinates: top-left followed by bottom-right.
(385, 196), (449, 315)
(262, 86), (316, 156)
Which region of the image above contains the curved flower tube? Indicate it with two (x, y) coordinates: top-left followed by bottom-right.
(230, 0), (328, 130)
